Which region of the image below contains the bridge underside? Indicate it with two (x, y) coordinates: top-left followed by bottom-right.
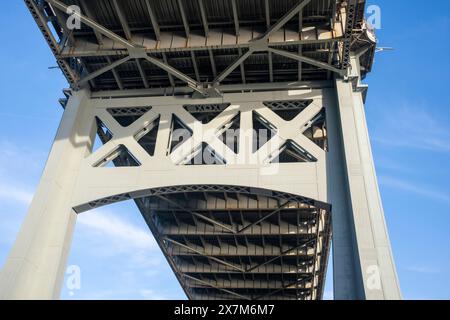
(132, 185), (331, 300)
(85, 90), (331, 299)
(26, 0), (375, 96)
(3, 0), (402, 301)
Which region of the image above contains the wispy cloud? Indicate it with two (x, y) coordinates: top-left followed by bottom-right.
(139, 289), (169, 300)
(0, 184), (33, 205)
(379, 175), (450, 204)
(372, 105), (450, 153)
(405, 266), (441, 275)
(375, 156), (414, 173)
(0, 140), (46, 174)
(77, 209), (158, 251)
(0, 140), (44, 209)
(62, 207), (173, 299)
(73, 288), (172, 300)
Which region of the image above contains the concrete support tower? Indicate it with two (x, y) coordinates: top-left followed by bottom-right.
(0, 0), (401, 300)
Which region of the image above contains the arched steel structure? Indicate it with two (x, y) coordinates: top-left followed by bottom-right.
(0, 0), (401, 300)
(88, 185), (332, 300)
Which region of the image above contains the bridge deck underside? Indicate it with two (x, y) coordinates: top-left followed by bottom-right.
(26, 0), (373, 93)
(134, 189), (331, 300)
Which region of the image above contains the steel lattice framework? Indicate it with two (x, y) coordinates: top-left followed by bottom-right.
(6, 0), (401, 301)
(76, 93), (332, 300)
(136, 185), (331, 300)
(25, 0), (375, 97)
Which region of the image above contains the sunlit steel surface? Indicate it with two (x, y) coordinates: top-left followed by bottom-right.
(22, 0), (378, 300)
(25, 0), (375, 94)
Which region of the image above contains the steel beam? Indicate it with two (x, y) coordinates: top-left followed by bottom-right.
(184, 274), (250, 300)
(156, 195), (236, 233)
(268, 47), (344, 76)
(111, 0), (132, 40)
(164, 238), (245, 272)
(260, 0), (312, 41)
(46, 0), (206, 93)
(79, 0), (103, 45)
(106, 56), (124, 90)
(89, 80), (333, 98)
(177, 0), (190, 38)
(298, 9), (303, 80)
(213, 49), (253, 84)
(58, 30), (343, 58)
(78, 56), (131, 87)
(144, 0), (160, 41)
(145, 54), (206, 94)
(169, 243), (313, 257)
(135, 58), (149, 88)
(191, 51), (201, 82)
(197, 0), (209, 36)
(231, 0), (240, 36)
(45, 0), (136, 49)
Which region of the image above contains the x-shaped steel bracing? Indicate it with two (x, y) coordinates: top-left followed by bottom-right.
(87, 97), (325, 173)
(165, 237), (317, 300)
(44, 0), (346, 96)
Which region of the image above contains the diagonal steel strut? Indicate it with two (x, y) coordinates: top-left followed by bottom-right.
(45, 0), (135, 49)
(155, 195), (236, 233)
(183, 274), (250, 300)
(268, 47), (345, 76)
(78, 56), (131, 87)
(163, 237), (245, 273)
(260, 0), (312, 41)
(44, 0), (204, 93)
(45, 0), (345, 93)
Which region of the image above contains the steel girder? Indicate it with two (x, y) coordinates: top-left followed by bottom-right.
(25, 0), (374, 94)
(132, 186), (331, 300)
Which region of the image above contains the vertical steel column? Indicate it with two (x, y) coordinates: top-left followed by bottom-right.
(0, 89), (94, 299)
(330, 55), (402, 300)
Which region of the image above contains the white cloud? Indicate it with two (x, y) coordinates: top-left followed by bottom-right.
(0, 139), (43, 207)
(375, 156), (414, 173)
(139, 289), (168, 300)
(405, 266), (440, 275)
(379, 175), (450, 204)
(0, 184), (33, 205)
(62, 207), (174, 299)
(71, 288), (172, 300)
(372, 105), (450, 153)
(0, 140), (46, 175)
(77, 209), (158, 251)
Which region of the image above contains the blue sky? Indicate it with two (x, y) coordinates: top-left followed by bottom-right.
(0, 1), (449, 300)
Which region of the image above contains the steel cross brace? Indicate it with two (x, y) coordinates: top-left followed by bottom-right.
(44, 0), (206, 95)
(183, 274), (251, 300)
(156, 194), (296, 235)
(43, 0), (346, 96)
(164, 237), (316, 274)
(255, 275), (313, 300)
(166, 238), (317, 300)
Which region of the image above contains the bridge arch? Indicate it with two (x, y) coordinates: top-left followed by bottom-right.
(2, 0), (402, 301)
(75, 184), (332, 300)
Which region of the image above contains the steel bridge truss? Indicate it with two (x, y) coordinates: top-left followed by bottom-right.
(25, 0), (375, 96)
(8, 0), (403, 302)
(132, 185), (331, 300)
(67, 90), (332, 300)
